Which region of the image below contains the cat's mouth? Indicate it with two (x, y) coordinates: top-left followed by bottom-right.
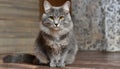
(51, 26), (61, 31)
(53, 27), (60, 30)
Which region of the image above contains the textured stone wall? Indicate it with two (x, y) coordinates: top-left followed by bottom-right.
(71, 0), (120, 51)
(71, 0), (105, 51)
(102, 0), (120, 52)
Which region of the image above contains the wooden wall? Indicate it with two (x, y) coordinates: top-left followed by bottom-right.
(0, 0), (39, 53)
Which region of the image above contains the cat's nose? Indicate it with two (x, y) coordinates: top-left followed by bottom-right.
(55, 24), (58, 26)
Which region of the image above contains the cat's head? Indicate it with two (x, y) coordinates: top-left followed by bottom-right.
(41, 0), (73, 31)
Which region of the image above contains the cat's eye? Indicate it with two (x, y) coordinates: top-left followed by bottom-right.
(59, 16), (64, 20)
(49, 16), (54, 20)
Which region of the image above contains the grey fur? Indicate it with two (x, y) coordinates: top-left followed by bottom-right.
(34, 0), (78, 67)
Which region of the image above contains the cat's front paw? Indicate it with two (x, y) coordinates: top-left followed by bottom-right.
(50, 62), (56, 67)
(56, 63), (65, 68)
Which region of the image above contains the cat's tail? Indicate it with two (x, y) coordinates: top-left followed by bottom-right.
(3, 54), (40, 65)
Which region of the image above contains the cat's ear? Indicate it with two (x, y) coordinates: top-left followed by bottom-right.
(62, 1), (70, 12)
(44, 0), (51, 12)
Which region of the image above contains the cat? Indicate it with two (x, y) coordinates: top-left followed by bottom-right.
(34, 0), (78, 67)
(3, 0), (78, 68)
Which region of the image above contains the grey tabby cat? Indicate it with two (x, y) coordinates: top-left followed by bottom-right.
(35, 0), (78, 67)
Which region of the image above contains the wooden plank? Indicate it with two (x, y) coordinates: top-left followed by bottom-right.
(0, 0), (39, 6)
(0, 38), (35, 46)
(0, 15), (39, 21)
(0, 20), (39, 28)
(0, 38), (35, 53)
(0, 7), (39, 16)
(0, 3), (39, 10)
(0, 45), (34, 54)
(0, 33), (38, 38)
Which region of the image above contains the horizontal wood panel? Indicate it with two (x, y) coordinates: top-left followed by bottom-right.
(0, 20), (39, 28)
(0, 38), (35, 53)
(0, 0), (39, 7)
(0, 38), (35, 46)
(0, 33), (38, 38)
(0, 0), (40, 53)
(0, 20), (39, 38)
(0, 45), (34, 54)
(0, 8), (38, 17)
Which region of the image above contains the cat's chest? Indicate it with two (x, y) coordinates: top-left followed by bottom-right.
(42, 32), (69, 54)
(46, 37), (69, 47)
(42, 31), (69, 47)
(45, 38), (69, 55)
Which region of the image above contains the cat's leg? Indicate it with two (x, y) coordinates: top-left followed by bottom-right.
(56, 51), (68, 67)
(35, 53), (49, 64)
(65, 45), (78, 65)
(34, 46), (49, 64)
(65, 53), (75, 64)
(56, 45), (78, 67)
(49, 54), (57, 67)
(49, 58), (56, 67)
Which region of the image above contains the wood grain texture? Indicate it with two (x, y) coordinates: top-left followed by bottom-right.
(0, 0), (39, 53)
(1, 51), (120, 69)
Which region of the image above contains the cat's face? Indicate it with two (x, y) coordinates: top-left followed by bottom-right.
(42, 0), (72, 31)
